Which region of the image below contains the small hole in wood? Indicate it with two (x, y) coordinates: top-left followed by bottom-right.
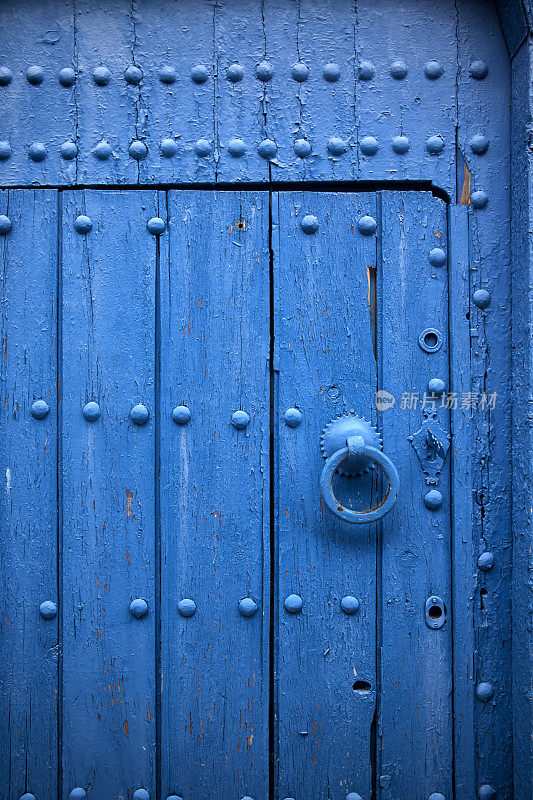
(352, 680), (372, 693)
(428, 604), (442, 619)
(424, 331), (438, 348)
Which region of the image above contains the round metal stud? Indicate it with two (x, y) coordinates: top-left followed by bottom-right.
(130, 598), (149, 618)
(160, 138), (178, 158)
(0, 141), (12, 160)
(478, 785), (496, 800)
(83, 401), (101, 421)
(471, 190), (489, 209)
(470, 134), (489, 155)
(294, 138), (311, 158)
(428, 794), (446, 800)
(340, 595), (360, 615)
(159, 65), (176, 84)
(129, 140), (148, 160)
(227, 138), (246, 157)
(165, 796), (184, 800)
(125, 65), (142, 85)
(231, 410), (250, 430)
(191, 64), (208, 83)
(256, 60), (274, 81)
(424, 489), (443, 510)
(178, 598), (196, 617)
(428, 378), (446, 396)
(327, 137), (347, 156)
(284, 594), (303, 614)
(292, 62), (309, 82)
(31, 399), (50, 419)
(74, 215), (92, 234)
(347, 794), (363, 800)
(392, 135), (410, 154)
(0, 66), (13, 86)
(477, 552), (494, 571)
(284, 407), (302, 427)
(68, 790), (87, 800)
(29, 142), (47, 162)
(358, 215), (377, 236)
(39, 600), (57, 619)
(323, 62), (340, 82)
(426, 135), (445, 155)
(475, 681), (494, 702)
(424, 60), (443, 79)
(130, 404), (149, 425)
(473, 289), (491, 309)
(258, 138), (278, 160)
(390, 60), (408, 79)
(172, 405), (191, 425)
(429, 247), (446, 267)
(300, 215), (319, 235)
(358, 61), (375, 80)
(239, 598), (258, 617)
(58, 67), (76, 87)
(419, 328), (443, 353)
(19, 794), (36, 800)
(60, 141), (78, 160)
(0, 215), (12, 234)
(360, 135), (379, 156)
(227, 63), (244, 83)
(132, 790), (150, 800)
(147, 217), (165, 235)
(94, 141), (112, 161)
(26, 65), (44, 85)
(93, 66), (111, 86)
(470, 60), (488, 80)
(195, 138), (211, 157)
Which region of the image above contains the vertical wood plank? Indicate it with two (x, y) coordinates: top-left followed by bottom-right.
(61, 189), (158, 797)
(449, 204), (475, 800)
(274, 191), (378, 800)
(0, 189), (58, 800)
(379, 192), (453, 799)
(160, 190), (270, 800)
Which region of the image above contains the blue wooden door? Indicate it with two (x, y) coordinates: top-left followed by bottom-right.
(0, 187), (458, 800)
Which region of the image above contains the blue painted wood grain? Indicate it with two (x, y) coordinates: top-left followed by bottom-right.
(159, 191), (270, 800)
(379, 192), (453, 799)
(0, 189), (58, 800)
(273, 192), (379, 800)
(457, 4), (514, 794)
(449, 204), (476, 800)
(61, 190), (158, 797)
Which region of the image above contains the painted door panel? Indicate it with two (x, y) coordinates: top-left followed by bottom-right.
(159, 191), (270, 799)
(0, 188), (458, 800)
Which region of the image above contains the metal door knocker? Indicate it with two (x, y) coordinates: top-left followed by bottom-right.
(319, 414), (399, 524)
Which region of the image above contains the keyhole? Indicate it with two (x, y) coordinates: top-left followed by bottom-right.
(424, 331), (438, 349)
(428, 604), (442, 619)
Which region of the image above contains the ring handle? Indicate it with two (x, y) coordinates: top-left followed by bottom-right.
(320, 437), (399, 524)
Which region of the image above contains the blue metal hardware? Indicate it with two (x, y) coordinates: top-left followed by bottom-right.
(320, 415), (400, 524)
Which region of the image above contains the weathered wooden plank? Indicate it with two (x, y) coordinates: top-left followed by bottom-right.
(0, 189), (58, 800)
(160, 190), (270, 800)
(457, 3), (514, 795)
(135, 0), (217, 183)
(0, 1), (75, 185)
(379, 192), (453, 799)
(355, 0), (456, 187)
(510, 39), (533, 800)
(449, 204), (476, 800)
(273, 191), (378, 799)
(74, 0), (139, 184)
(214, 0), (269, 182)
(61, 189), (158, 796)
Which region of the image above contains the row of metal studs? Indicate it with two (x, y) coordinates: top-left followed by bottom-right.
(0, 134), (490, 163)
(0, 59), (489, 88)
